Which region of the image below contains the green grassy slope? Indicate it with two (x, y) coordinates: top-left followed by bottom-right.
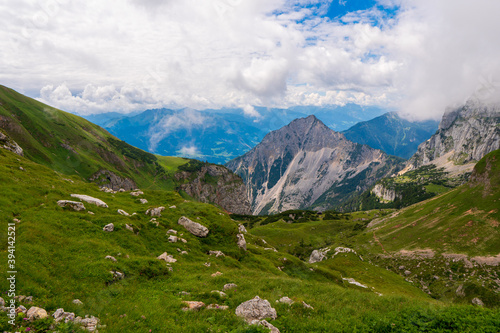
(0, 85), (186, 190)
(359, 149), (500, 256)
(2, 149), (498, 332)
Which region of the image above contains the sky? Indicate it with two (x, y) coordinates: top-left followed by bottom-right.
(1, 0), (500, 120)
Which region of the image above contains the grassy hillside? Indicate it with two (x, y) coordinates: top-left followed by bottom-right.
(0, 85), (186, 190)
(1, 148), (499, 332)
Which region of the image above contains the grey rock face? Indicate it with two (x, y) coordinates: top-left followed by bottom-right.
(472, 297), (484, 306)
(178, 216), (209, 237)
(89, 169), (136, 191)
(308, 248), (330, 264)
(235, 296), (277, 323)
(146, 206), (165, 216)
(157, 252), (177, 263)
(408, 99), (500, 174)
(371, 184), (401, 202)
(227, 115), (403, 214)
(70, 194), (108, 208)
(103, 223), (114, 232)
(26, 307), (48, 321)
(176, 164), (252, 215)
(237, 233), (247, 251)
(0, 130), (24, 156)
(57, 200), (86, 211)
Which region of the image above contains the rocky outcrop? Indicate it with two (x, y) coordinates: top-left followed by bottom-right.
(252, 319), (280, 333)
(176, 164), (252, 215)
(237, 233), (247, 250)
(70, 194), (108, 208)
(235, 296), (277, 323)
(178, 216), (209, 237)
(89, 169), (136, 191)
(146, 206), (165, 216)
(407, 99), (500, 175)
(308, 248), (330, 264)
(371, 184), (401, 202)
(103, 223), (114, 232)
(26, 307), (48, 321)
(157, 252), (177, 263)
(0, 130), (23, 156)
(227, 115), (403, 214)
(57, 200), (85, 211)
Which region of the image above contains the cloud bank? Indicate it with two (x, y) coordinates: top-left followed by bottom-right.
(1, 0), (499, 119)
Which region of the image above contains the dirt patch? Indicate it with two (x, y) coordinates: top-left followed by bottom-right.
(472, 254), (500, 266)
(487, 219), (499, 227)
(397, 249), (435, 259)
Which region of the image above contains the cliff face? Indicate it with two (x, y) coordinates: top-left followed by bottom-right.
(226, 115), (404, 215)
(408, 99), (500, 175)
(176, 163), (252, 215)
(371, 184), (401, 202)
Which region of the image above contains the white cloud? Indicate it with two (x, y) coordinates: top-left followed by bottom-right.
(148, 109), (211, 152)
(178, 145), (201, 158)
(242, 105), (262, 118)
(0, 0), (499, 120)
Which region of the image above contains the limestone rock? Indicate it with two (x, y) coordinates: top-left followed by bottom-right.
(251, 319), (280, 333)
(223, 283), (237, 291)
(130, 190), (144, 196)
(168, 235), (178, 243)
(70, 194), (108, 208)
(211, 271), (223, 277)
(175, 164), (252, 214)
(103, 223), (114, 232)
(72, 299), (83, 305)
(239, 224), (248, 233)
(167, 229), (178, 234)
(178, 216), (209, 237)
(211, 290), (227, 297)
(146, 206), (165, 217)
(308, 248), (330, 264)
(182, 301), (205, 311)
(0, 297), (4, 307)
(302, 301), (314, 310)
(157, 252), (177, 263)
(77, 315), (100, 331)
(207, 304), (229, 310)
(237, 233), (247, 250)
(110, 270), (124, 280)
(169, 205), (177, 209)
(118, 209), (130, 216)
(105, 255), (117, 262)
(140, 198), (148, 204)
(277, 296), (294, 305)
(209, 250), (225, 257)
(89, 169), (136, 191)
(57, 200), (85, 211)
(125, 224), (134, 232)
(472, 297), (484, 306)
(0, 130), (24, 156)
(235, 296), (277, 323)
(26, 307), (48, 321)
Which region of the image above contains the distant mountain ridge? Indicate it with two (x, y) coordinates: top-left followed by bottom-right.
(83, 104), (387, 164)
(342, 112), (439, 159)
(226, 115), (404, 214)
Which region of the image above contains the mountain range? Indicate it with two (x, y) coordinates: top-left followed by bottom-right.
(84, 105), (438, 164)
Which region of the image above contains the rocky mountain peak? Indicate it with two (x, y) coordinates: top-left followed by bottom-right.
(226, 116), (403, 215)
(407, 98), (500, 175)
